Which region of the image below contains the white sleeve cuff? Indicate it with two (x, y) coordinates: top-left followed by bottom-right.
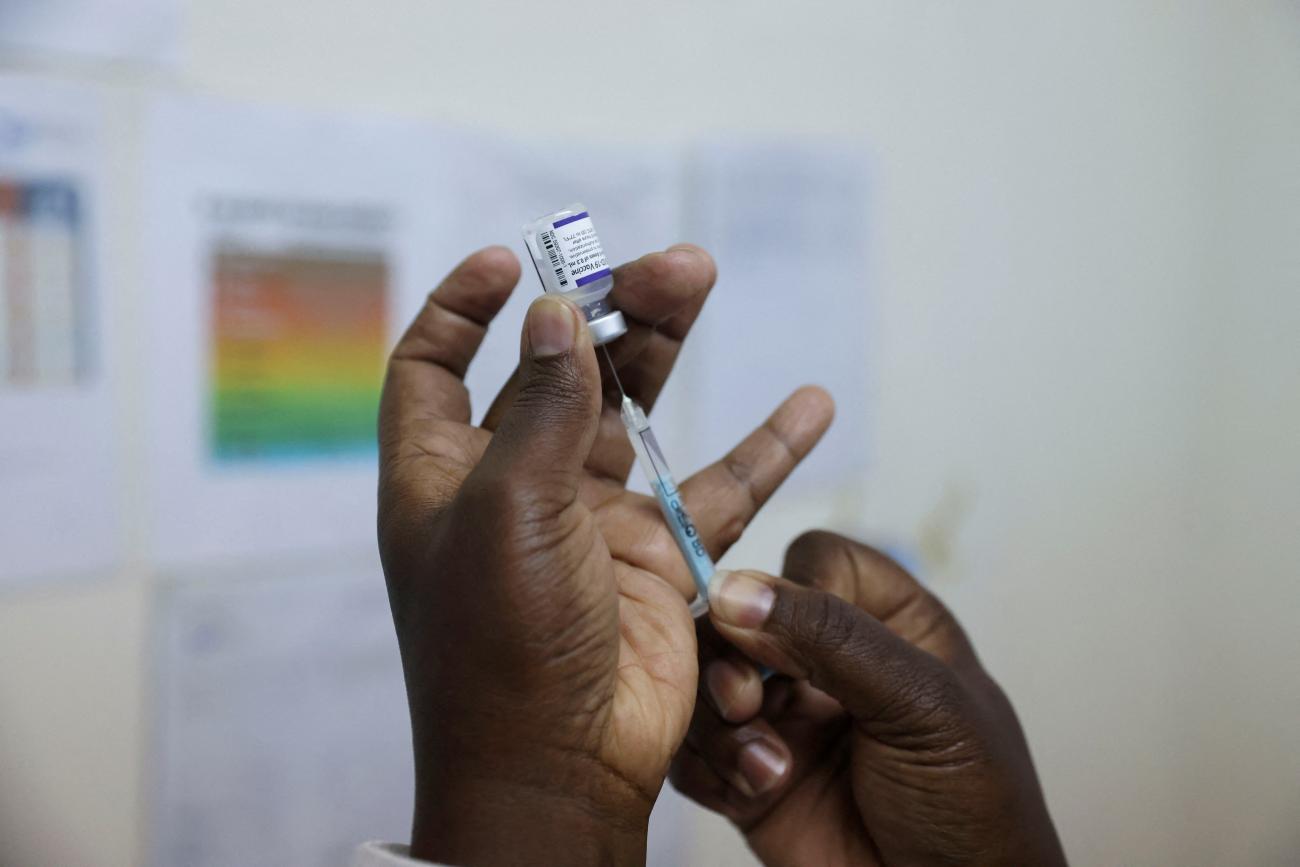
(352, 841), (450, 866)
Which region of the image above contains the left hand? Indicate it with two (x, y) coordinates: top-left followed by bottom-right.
(377, 245), (834, 865)
(670, 532), (1065, 867)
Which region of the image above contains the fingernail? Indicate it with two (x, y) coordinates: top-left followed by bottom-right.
(527, 296), (576, 357)
(708, 570), (775, 629)
(704, 659), (738, 718)
(735, 739), (788, 797)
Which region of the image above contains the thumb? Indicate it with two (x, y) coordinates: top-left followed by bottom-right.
(707, 569), (959, 725)
(475, 295), (601, 492)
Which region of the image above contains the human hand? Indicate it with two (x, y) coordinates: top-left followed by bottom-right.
(671, 531), (1065, 866)
(377, 246), (834, 866)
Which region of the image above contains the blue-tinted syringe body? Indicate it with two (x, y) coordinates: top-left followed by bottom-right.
(620, 396), (712, 617)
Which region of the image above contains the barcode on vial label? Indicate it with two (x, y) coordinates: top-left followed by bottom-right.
(541, 231), (568, 287)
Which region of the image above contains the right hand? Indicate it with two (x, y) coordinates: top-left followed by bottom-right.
(670, 531), (1066, 866)
(377, 245), (834, 865)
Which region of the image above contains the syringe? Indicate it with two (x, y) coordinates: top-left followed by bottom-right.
(602, 346), (712, 618)
(603, 352), (776, 680)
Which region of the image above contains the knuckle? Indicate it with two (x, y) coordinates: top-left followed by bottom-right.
(783, 530), (861, 595)
(720, 451), (757, 492)
(785, 529), (908, 600)
(667, 243), (718, 286)
(640, 248), (681, 287)
(786, 529), (842, 564)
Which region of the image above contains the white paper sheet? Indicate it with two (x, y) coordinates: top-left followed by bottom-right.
(152, 558), (692, 866)
(0, 0), (181, 66)
(143, 99), (695, 565)
(677, 141), (872, 494)
(151, 558), (412, 867)
(0, 75), (119, 586)
(143, 97), (450, 566)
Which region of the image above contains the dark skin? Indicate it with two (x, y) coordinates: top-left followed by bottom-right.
(378, 244), (834, 865)
(672, 532), (1067, 866)
(379, 244), (1063, 866)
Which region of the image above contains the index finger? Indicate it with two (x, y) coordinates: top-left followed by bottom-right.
(601, 243), (718, 411)
(681, 386), (835, 560)
(379, 246), (520, 456)
(781, 531), (976, 666)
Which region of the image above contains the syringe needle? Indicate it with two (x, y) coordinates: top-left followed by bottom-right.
(600, 343), (626, 398)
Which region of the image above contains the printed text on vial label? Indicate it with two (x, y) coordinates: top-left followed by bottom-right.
(556, 219), (609, 282)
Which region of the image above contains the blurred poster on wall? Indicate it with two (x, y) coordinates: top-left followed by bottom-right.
(151, 559), (412, 867)
(0, 0), (181, 66)
(207, 208), (389, 463)
(151, 556), (694, 866)
(679, 141), (872, 496)
(144, 97), (445, 567)
(0, 177), (89, 384)
(0, 75), (118, 585)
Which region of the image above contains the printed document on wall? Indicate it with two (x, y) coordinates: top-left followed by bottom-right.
(151, 557), (695, 867)
(144, 98), (447, 566)
(680, 142), (871, 495)
(0, 76), (118, 585)
(151, 560), (412, 867)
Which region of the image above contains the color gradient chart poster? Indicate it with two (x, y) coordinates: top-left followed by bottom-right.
(209, 247), (387, 463)
(145, 97), (448, 567)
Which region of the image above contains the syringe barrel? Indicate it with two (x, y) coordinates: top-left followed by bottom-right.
(648, 468), (715, 600)
(621, 400), (715, 599)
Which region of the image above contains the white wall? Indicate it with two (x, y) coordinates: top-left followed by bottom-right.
(1178, 6), (1300, 864)
(1, 2), (1297, 865)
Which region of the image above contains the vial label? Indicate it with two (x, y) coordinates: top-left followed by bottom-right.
(539, 211), (611, 290)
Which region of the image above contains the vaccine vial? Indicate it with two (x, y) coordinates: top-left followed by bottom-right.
(522, 204), (627, 345)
